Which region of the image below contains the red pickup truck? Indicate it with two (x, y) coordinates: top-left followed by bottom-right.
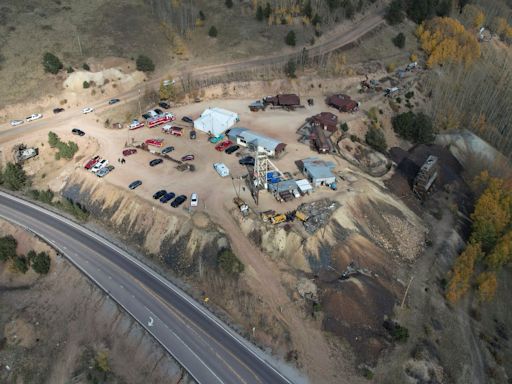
(215, 140), (232, 151)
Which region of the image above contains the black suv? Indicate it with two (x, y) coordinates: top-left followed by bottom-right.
(171, 195), (187, 207)
(149, 158), (163, 167)
(182, 116), (193, 124)
(239, 156), (255, 166)
(160, 192), (176, 203)
(158, 101), (170, 109)
(153, 190), (166, 199)
(72, 128), (85, 136)
(225, 145), (240, 154)
(53, 108), (65, 114)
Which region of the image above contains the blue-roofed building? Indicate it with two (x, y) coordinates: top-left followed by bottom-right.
(227, 128), (286, 158)
(299, 157), (336, 187)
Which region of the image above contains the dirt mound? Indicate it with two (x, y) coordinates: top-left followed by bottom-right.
(387, 144), (472, 215)
(64, 69), (145, 93)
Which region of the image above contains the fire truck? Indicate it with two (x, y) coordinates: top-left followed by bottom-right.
(147, 112), (175, 129)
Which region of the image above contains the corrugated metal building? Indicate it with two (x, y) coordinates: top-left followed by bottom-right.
(311, 112), (338, 132)
(299, 157), (336, 187)
(227, 128), (286, 157)
(326, 94), (359, 113)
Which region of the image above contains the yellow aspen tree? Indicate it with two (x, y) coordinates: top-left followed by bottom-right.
(446, 243), (481, 303)
(476, 271), (497, 301)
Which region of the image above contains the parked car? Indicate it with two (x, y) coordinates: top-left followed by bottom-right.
(215, 140), (233, 151)
(239, 156), (255, 166)
(181, 154), (194, 161)
(142, 113), (152, 120)
(154, 108), (163, 115)
(213, 162), (229, 177)
(225, 145), (240, 154)
(53, 108), (65, 114)
(171, 195), (187, 208)
(189, 130), (196, 140)
(153, 190), (167, 199)
(161, 146), (175, 154)
(84, 156), (100, 170)
(149, 158), (163, 167)
(129, 180), (142, 190)
(209, 134), (224, 144)
(91, 159), (108, 173)
(158, 101), (170, 109)
(145, 138), (164, 147)
(122, 148), (137, 156)
(108, 98), (120, 105)
(160, 192), (176, 203)
(10, 120), (24, 126)
(72, 128), (85, 136)
(82, 107), (94, 114)
(190, 193), (198, 207)
(97, 165), (114, 177)
(26, 114), (42, 122)
(181, 116), (193, 124)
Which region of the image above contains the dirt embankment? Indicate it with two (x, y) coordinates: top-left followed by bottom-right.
(60, 173), (295, 354)
(0, 220), (193, 384)
(234, 174), (428, 365)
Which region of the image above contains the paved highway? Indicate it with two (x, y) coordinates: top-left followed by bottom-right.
(0, 191), (298, 384)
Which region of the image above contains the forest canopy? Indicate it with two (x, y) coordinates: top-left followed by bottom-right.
(416, 17), (481, 68)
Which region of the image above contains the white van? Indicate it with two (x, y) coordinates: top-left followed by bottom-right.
(213, 163), (229, 177)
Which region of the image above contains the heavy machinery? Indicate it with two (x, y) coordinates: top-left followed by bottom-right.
(233, 197), (249, 216)
(295, 211), (309, 222)
(270, 214), (287, 225)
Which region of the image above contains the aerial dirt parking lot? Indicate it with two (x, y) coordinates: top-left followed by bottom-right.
(6, 96), (363, 219)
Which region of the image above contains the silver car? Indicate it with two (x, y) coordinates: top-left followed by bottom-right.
(10, 120), (24, 126)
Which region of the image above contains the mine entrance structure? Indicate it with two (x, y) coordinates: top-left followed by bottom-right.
(413, 155), (439, 200)
(251, 151), (287, 205)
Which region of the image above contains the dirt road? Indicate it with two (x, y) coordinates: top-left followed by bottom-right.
(0, 10), (384, 138)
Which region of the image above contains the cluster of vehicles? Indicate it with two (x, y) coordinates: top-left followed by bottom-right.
(84, 156), (114, 178)
(8, 97), (123, 127)
(128, 181), (198, 208)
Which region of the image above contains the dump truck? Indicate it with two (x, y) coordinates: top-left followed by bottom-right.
(233, 197), (249, 215)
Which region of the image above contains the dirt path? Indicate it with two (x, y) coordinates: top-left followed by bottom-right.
(208, 200), (351, 383)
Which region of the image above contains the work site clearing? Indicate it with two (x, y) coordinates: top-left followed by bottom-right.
(1, 38), (510, 384)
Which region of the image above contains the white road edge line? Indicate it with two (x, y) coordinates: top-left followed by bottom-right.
(0, 191), (295, 383)
(0, 210), (223, 384)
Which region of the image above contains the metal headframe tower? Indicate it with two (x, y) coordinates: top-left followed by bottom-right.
(253, 150), (287, 191)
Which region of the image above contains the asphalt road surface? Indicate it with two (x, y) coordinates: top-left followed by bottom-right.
(0, 191), (297, 384)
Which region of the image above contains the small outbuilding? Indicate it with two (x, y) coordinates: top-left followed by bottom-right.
(194, 108), (239, 137)
(326, 94), (359, 113)
(227, 128), (287, 157)
(296, 179), (313, 194)
(311, 112), (338, 132)
(299, 157), (336, 187)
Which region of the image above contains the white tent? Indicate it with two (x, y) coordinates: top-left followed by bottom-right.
(193, 108), (239, 137)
